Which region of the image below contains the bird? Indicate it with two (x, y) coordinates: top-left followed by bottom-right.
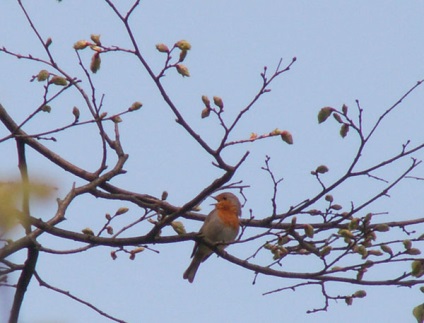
(183, 192), (242, 283)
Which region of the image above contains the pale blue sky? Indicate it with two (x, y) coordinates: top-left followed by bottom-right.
(1, 1), (424, 322)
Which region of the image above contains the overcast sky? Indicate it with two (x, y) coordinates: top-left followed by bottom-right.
(1, 1), (424, 322)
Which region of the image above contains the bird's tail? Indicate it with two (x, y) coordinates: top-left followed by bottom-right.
(183, 257), (202, 283)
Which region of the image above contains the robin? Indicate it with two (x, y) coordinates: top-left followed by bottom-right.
(183, 192), (242, 283)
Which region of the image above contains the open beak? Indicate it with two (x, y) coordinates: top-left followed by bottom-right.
(210, 195), (218, 205)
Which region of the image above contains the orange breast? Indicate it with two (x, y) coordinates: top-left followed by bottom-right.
(216, 201), (240, 230)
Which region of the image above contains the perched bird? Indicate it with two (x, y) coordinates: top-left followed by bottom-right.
(183, 192), (241, 283)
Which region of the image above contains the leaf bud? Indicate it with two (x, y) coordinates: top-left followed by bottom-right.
(374, 224), (390, 232)
(333, 113), (343, 123)
(171, 221), (186, 235)
(37, 69), (49, 82)
(317, 107), (334, 123)
(380, 244), (393, 256)
(73, 40), (90, 50)
(175, 40), (191, 51)
(45, 37), (52, 48)
(280, 130), (293, 145)
(330, 204), (343, 211)
(353, 290), (367, 298)
(82, 228), (94, 236)
(303, 224), (314, 238)
(339, 229), (355, 239)
(115, 207), (129, 215)
(156, 43), (169, 53)
(403, 239), (412, 250)
(315, 165), (329, 174)
(201, 107), (211, 119)
(340, 123), (349, 138)
(41, 105), (51, 113)
(406, 248), (421, 255)
(320, 246), (332, 257)
(179, 50), (188, 62)
(412, 260), (424, 277)
(72, 106), (80, 121)
(161, 191), (168, 200)
(90, 52), (101, 73)
(129, 101), (143, 111)
(90, 34), (101, 46)
(325, 194), (333, 202)
(50, 75), (68, 86)
(213, 96), (224, 110)
(111, 115), (122, 123)
(176, 64), (190, 77)
(201, 95), (211, 107)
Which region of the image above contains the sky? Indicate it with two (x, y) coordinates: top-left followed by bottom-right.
(1, 1), (424, 322)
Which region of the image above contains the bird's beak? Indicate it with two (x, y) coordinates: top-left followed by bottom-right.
(210, 195), (218, 205)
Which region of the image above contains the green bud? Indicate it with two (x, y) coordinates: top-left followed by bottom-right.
(82, 227), (94, 236)
(129, 101), (143, 111)
(179, 50), (188, 62)
(403, 239), (412, 250)
(45, 37), (52, 48)
(333, 113), (343, 123)
(156, 43), (169, 53)
(340, 123), (349, 138)
(115, 207), (129, 215)
(353, 290), (367, 298)
(201, 107), (211, 119)
(406, 248), (421, 255)
(201, 95), (211, 107)
(345, 297), (353, 306)
(320, 246), (332, 257)
(90, 52), (101, 73)
(73, 40), (90, 50)
(213, 96), (224, 109)
(339, 229), (355, 239)
(37, 70), (49, 82)
(374, 224), (390, 232)
(175, 40), (191, 51)
(315, 165), (329, 174)
(111, 115), (122, 123)
(41, 105), (51, 113)
(330, 204), (343, 211)
(367, 249), (383, 257)
(72, 106), (80, 121)
(412, 260), (424, 277)
(280, 130), (293, 145)
(90, 34), (101, 46)
(171, 221), (186, 235)
(380, 244), (393, 256)
(348, 218), (360, 230)
(303, 224), (314, 238)
(325, 194), (333, 202)
(106, 226), (113, 235)
(317, 107), (334, 123)
(50, 75), (68, 86)
(413, 304), (424, 323)
(176, 64), (190, 77)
